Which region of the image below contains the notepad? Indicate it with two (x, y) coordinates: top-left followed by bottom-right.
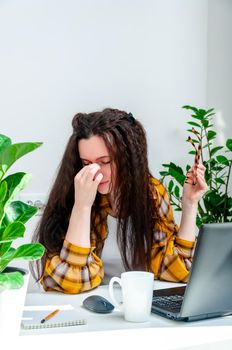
(21, 309), (86, 330)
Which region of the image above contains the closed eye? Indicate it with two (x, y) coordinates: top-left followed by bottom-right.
(98, 161), (111, 166)
(82, 160), (111, 167)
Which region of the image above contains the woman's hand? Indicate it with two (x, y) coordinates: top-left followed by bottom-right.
(74, 163), (103, 209)
(177, 163), (208, 242)
(65, 164), (103, 247)
(182, 163), (208, 205)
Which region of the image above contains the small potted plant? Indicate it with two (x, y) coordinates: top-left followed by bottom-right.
(0, 134), (45, 335)
(159, 106), (232, 226)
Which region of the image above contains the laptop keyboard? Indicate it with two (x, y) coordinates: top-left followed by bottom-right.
(152, 295), (183, 311)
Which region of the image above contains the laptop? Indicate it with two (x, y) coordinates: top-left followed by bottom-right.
(151, 222), (232, 321)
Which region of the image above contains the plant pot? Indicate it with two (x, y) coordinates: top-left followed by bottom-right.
(0, 267), (29, 336)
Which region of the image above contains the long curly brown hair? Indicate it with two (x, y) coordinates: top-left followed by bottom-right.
(32, 108), (160, 279)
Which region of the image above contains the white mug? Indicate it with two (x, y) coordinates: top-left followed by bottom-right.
(109, 271), (154, 322)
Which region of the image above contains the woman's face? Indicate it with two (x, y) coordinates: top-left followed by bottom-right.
(78, 135), (116, 195)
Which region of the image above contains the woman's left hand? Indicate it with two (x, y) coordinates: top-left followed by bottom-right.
(182, 163), (208, 205)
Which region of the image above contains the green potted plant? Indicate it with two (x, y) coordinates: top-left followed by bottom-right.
(0, 134), (45, 335)
(159, 106), (232, 226)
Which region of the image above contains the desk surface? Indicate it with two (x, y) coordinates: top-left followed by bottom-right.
(20, 280), (232, 337)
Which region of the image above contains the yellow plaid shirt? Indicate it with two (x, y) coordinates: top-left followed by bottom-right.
(41, 178), (196, 294)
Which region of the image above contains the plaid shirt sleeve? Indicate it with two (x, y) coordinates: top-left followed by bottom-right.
(150, 178), (196, 283)
(41, 240), (104, 294)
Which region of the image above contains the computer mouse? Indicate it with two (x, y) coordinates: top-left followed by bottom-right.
(82, 295), (115, 314)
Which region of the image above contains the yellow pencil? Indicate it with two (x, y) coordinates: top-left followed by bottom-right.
(40, 309), (60, 323)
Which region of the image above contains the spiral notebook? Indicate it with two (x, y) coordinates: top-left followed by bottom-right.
(21, 309), (86, 330)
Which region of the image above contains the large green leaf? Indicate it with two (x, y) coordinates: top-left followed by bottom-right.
(0, 180), (7, 202)
(226, 139), (232, 152)
(0, 242), (12, 257)
(210, 146), (224, 157)
(159, 171), (169, 177)
(168, 163), (185, 186)
(174, 185), (180, 198)
(214, 178), (226, 185)
(197, 109), (208, 118)
(216, 155), (230, 166)
(161, 163), (186, 186)
(187, 121), (201, 128)
(0, 181), (7, 223)
(13, 243), (45, 260)
(0, 142), (42, 180)
(0, 222), (25, 243)
(0, 135), (11, 153)
(204, 192), (225, 211)
(0, 173), (32, 222)
(0, 248), (16, 272)
(0, 271), (24, 291)
(0, 247), (15, 260)
(207, 130), (217, 141)
(168, 179), (174, 193)
(182, 105), (198, 113)
(190, 108), (208, 121)
(2, 201), (37, 227)
(202, 119), (209, 128)
(183, 106), (204, 120)
(0, 243), (44, 272)
(206, 108), (215, 114)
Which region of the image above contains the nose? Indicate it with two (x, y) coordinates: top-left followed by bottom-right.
(94, 165), (104, 180)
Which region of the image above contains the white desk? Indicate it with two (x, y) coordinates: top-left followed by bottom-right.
(19, 281), (232, 349)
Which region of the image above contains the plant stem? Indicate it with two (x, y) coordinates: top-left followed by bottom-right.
(170, 195), (182, 211)
(223, 159), (232, 222)
(203, 126), (212, 190)
(198, 201), (206, 219)
(214, 170), (219, 192)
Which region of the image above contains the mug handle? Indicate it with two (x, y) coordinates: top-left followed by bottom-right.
(109, 276), (123, 311)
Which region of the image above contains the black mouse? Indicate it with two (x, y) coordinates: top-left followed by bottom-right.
(83, 295), (115, 314)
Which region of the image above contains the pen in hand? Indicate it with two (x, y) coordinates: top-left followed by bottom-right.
(40, 309), (60, 323)
(187, 129), (202, 186)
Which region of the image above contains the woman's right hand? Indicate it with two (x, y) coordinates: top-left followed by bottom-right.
(74, 163), (103, 209)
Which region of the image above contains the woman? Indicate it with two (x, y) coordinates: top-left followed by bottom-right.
(32, 108), (208, 294)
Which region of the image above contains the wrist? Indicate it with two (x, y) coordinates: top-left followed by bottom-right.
(69, 204), (91, 224)
(72, 203), (92, 214)
(66, 204), (91, 247)
(181, 199), (198, 211)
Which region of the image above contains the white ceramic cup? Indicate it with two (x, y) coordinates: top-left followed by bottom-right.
(109, 271), (154, 322)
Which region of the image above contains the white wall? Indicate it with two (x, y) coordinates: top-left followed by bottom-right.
(0, 0), (208, 199)
(207, 0), (232, 193)
(207, 0), (232, 143)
